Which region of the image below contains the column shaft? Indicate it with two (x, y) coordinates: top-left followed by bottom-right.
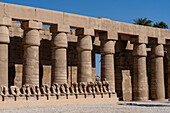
(0, 26), (9, 87)
(101, 40), (115, 92)
(23, 29), (40, 86)
(101, 54), (115, 92)
(133, 43), (148, 101)
(77, 35), (92, 83)
(51, 32), (67, 85)
(151, 44), (165, 100)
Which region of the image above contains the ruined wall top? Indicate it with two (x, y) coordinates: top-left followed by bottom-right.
(0, 2), (170, 44)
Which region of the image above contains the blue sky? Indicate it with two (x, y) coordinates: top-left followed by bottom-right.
(0, 0), (169, 76)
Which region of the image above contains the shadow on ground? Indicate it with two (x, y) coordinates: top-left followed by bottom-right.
(118, 102), (170, 107)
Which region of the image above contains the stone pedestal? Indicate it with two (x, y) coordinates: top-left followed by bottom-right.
(22, 21), (42, 86)
(0, 25), (10, 87)
(77, 35), (93, 82)
(133, 43), (148, 101)
(101, 40), (116, 92)
(51, 32), (68, 85)
(151, 44), (165, 100)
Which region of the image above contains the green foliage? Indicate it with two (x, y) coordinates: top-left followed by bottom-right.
(153, 21), (168, 29)
(133, 18), (169, 29)
(133, 18), (153, 26)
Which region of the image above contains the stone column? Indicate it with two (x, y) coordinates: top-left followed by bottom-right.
(133, 43), (148, 101)
(0, 17), (11, 87)
(76, 28), (94, 82)
(100, 39), (116, 92)
(21, 21), (42, 86)
(151, 44), (165, 100)
(50, 24), (69, 85)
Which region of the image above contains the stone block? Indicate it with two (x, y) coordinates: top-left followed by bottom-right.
(42, 65), (51, 86)
(122, 70), (132, 101)
(0, 17), (12, 26)
(138, 35), (148, 44)
(161, 29), (170, 39)
(0, 3), (5, 17)
(22, 21), (42, 30)
(100, 18), (111, 31)
(14, 64), (23, 88)
(67, 34), (78, 42)
(125, 41), (133, 50)
(35, 8), (63, 24)
(158, 37), (165, 44)
(93, 37), (100, 46)
(50, 24), (70, 33)
(89, 17), (102, 30)
(6, 3), (36, 20)
(76, 28), (94, 36)
(135, 25), (146, 36)
(119, 22), (137, 35)
(99, 31), (118, 41)
(64, 13), (89, 28)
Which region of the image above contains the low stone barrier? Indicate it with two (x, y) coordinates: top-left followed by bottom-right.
(0, 81), (118, 108)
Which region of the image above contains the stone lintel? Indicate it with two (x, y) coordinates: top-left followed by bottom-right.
(149, 37), (165, 45)
(158, 37), (165, 44)
(0, 17), (12, 26)
(76, 28), (95, 36)
(50, 24), (70, 33)
(99, 31), (118, 41)
(130, 35), (148, 44)
(21, 20), (42, 30)
(149, 38), (165, 45)
(120, 34), (131, 41)
(107, 31), (118, 40)
(138, 35), (148, 44)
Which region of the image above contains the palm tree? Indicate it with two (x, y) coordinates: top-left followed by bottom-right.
(153, 21), (168, 29)
(133, 18), (153, 26)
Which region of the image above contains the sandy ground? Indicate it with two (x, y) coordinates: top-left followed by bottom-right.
(0, 101), (170, 113)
